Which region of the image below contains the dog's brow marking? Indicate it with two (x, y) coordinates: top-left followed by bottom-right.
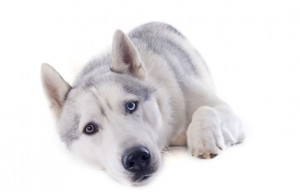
(90, 87), (110, 118)
(100, 106), (106, 117)
(96, 100), (107, 118)
(123, 83), (151, 101)
(90, 87), (104, 115)
(105, 97), (112, 110)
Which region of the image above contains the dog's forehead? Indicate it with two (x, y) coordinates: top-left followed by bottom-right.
(89, 83), (123, 102)
(74, 74), (154, 101)
(115, 75), (155, 101)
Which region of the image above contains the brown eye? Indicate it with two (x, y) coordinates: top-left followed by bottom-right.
(83, 123), (98, 135)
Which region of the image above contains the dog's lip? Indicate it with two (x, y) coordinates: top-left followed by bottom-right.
(138, 174), (151, 182)
(130, 163), (159, 184)
(132, 168), (156, 183)
(132, 173), (153, 184)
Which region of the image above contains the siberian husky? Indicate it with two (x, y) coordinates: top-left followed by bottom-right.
(41, 22), (244, 185)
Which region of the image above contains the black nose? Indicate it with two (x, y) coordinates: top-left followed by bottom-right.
(122, 146), (151, 173)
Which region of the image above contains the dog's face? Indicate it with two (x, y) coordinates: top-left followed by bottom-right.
(41, 30), (163, 185)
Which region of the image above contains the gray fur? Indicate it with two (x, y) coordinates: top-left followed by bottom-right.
(129, 27), (198, 77)
(60, 107), (80, 147)
(42, 22), (244, 185)
(100, 106), (106, 117)
(73, 53), (113, 88)
(165, 24), (184, 37)
(75, 22), (199, 90)
(60, 22), (195, 147)
(119, 77), (154, 101)
(105, 98), (112, 110)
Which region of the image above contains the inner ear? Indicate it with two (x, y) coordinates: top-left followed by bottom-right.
(121, 41), (135, 65)
(41, 63), (71, 118)
(111, 30), (145, 79)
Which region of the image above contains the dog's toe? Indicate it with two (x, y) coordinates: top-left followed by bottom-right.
(197, 153), (218, 159)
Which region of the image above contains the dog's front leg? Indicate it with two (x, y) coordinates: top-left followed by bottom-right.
(186, 102), (244, 159)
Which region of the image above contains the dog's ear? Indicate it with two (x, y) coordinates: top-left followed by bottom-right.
(41, 63), (71, 118)
(111, 30), (146, 79)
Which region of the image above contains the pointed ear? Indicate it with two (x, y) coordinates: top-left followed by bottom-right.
(111, 30), (146, 79)
(41, 63), (71, 118)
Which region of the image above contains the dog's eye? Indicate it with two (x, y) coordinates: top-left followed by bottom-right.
(83, 123), (99, 135)
(126, 101), (138, 114)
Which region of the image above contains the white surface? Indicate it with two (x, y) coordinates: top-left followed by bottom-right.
(1, 0), (300, 191)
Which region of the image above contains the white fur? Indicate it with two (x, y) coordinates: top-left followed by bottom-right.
(41, 22), (244, 185)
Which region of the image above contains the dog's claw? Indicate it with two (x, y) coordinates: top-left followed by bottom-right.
(197, 153), (218, 159)
(209, 153), (218, 158)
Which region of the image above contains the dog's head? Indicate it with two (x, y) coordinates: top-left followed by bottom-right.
(41, 30), (163, 185)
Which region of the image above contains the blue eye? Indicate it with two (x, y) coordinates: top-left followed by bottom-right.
(126, 101), (138, 113)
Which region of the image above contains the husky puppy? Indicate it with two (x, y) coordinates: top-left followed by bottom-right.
(41, 22), (244, 185)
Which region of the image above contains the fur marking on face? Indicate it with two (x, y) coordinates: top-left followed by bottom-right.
(41, 22), (244, 185)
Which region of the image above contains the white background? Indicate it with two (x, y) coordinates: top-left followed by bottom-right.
(1, 0), (300, 191)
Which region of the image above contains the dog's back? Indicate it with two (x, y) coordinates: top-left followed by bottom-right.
(129, 22), (213, 87)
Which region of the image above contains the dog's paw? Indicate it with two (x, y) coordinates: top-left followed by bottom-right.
(187, 123), (224, 159)
(186, 106), (236, 159)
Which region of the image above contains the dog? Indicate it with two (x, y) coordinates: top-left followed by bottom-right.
(41, 22), (244, 185)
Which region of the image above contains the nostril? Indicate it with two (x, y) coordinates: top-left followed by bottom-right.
(141, 152), (150, 161)
(128, 161), (135, 169)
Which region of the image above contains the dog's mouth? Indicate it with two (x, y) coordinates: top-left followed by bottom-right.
(132, 173), (153, 184)
(131, 165), (158, 185)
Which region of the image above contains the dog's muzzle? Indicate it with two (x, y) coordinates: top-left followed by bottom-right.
(122, 146), (155, 182)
